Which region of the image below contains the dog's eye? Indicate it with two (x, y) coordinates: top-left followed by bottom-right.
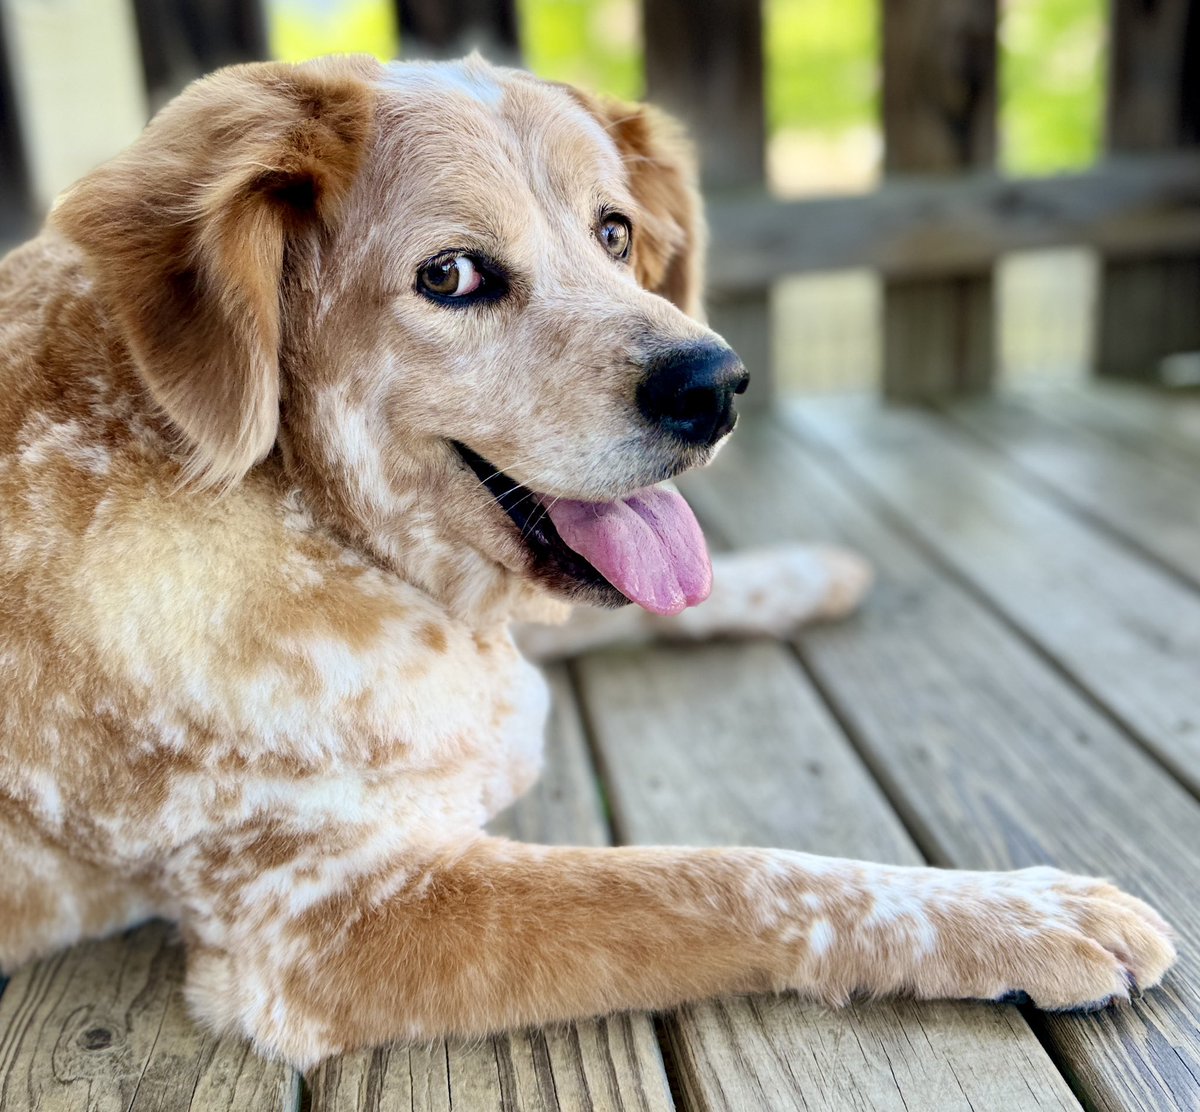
(598, 216), (632, 261)
(417, 254), (483, 300)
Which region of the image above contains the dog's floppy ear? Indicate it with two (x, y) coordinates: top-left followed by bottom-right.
(52, 57), (376, 488)
(572, 93), (706, 320)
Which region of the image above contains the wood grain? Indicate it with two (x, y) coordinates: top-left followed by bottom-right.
(789, 396), (1200, 797)
(681, 413), (1200, 1111)
(881, 0), (996, 398)
(941, 392), (1200, 589)
(307, 667), (674, 1112)
(0, 921), (294, 1112)
(642, 0), (764, 191)
(705, 154), (1200, 287)
(1025, 384), (1200, 466)
(1097, 0), (1200, 380)
(574, 641), (1078, 1111)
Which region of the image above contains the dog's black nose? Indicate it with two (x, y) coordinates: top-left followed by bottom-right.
(637, 343), (749, 447)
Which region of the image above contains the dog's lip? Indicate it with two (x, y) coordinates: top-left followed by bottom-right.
(451, 441), (626, 604)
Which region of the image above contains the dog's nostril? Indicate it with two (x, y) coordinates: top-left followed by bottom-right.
(676, 387), (714, 422)
(637, 342), (746, 447)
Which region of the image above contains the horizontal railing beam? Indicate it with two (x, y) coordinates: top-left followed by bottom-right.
(707, 153), (1200, 288)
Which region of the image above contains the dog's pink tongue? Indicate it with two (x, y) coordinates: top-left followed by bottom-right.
(545, 486), (712, 615)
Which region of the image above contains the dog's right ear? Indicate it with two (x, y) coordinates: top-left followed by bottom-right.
(52, 57), (377, 488)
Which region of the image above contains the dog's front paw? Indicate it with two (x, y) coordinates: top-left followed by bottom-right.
(944, 868), (1176, 1011)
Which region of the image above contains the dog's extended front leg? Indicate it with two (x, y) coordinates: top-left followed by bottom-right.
(517, 544), (873, 660)
(185, 839), (1174, 1067)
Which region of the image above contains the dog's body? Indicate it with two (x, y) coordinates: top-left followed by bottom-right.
(0, 55), (1175, 1067)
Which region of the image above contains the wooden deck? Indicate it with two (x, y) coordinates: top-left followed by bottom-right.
(0, 382), (1197, 1111)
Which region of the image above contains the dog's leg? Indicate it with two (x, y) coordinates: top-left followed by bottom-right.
(185, 839), (1174, 1067)
(516, 544), (873, 660)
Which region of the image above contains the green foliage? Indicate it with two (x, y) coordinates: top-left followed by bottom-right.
(766, 0), (878, 134)
(1001, 0), (1105, 173)
(518, 0), (643, 99)
(263, 0), (1105, 174)
(267, 0), (396, 62)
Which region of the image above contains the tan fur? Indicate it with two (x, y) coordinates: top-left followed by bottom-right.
(0, 55), (1175, 1069)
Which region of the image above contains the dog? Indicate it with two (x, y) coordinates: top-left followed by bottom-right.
(0, 54), (1175, 1068)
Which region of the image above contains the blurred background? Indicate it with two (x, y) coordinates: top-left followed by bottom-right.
(0, 0), (1196, 397)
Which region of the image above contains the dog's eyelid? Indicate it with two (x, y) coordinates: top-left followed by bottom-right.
(414, 248), (516, 308)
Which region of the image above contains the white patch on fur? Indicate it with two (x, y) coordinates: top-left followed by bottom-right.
(808, 918), (835, 957)
(380, 57), (503, 107)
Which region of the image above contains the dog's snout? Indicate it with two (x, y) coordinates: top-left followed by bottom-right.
(637, 343), (749, 447)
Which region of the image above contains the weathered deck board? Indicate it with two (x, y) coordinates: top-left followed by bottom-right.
(306, 667), (674, 1112)
(0, 921), (295, 1112)
(1016, 384), (1200, 467)
(940, 393), (1200, 589)
(681, 416), (1200, 1111)
(787, 397), (1200, 797)
(573, 642), (1079, 1111)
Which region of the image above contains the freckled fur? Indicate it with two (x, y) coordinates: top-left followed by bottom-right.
(0, 54), (1176, 1069)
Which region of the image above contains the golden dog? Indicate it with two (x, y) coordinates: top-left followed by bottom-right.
(0, 54), (1175, 1067)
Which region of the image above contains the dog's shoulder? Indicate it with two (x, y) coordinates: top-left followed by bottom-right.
(0, 242), (545, 853)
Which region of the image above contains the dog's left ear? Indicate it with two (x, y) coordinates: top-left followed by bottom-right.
(571, 92), (706, 320)
(52, 57), (377, 488)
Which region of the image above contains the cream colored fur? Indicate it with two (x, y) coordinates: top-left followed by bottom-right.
(0, 55), (1174, 1069)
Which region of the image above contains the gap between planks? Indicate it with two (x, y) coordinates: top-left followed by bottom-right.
(786, 395), (1200, 802)
(934, 391), (1200, 596)
(679, 411), (1200, 1111)
(571, 639), (1078, 1111)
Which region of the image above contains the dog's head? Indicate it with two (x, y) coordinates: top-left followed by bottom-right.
(52, 55), (746, 621)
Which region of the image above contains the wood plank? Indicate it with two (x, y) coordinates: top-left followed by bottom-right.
(307, 667), (673, 1112)
(882, 274), (992, 397)
(707, 289), (772, 409)
(1106, 0), (1198, 158)
(1025, 383), (1200, 466)
(1096, 256), (1200, 382)
(130, 0), (268, 110)
(643, 0), (775, 403)
(0, 921), (295, 1111)
(679, 415), (1200, 1111)
(0, 7), (30, 230)
(1097, 0), (1200, 381)
(705, 154), (1200, 287)
(642, 0), (764, 192)
(395, 0), (518, 62)
(787, 396), (1200, 798)
(881, 0), (996, 398)
(940, 393), (1200, 590)
(574, 642), (1079, 1111)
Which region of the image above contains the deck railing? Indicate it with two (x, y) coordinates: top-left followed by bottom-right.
(2, 0), (1198, 397)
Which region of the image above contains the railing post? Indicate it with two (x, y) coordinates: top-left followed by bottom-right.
(130, 0), (268, 110)
(0, 6), (31, 243)
(642, 0), (771, 405)
(394, 1), (519, 63)
(1096, 0), (1200, 381)
(881, 0), (997, 400)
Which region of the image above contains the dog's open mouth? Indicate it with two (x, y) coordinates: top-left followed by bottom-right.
(453, 442), (712, 615)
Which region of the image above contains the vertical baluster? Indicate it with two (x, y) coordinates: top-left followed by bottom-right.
(1096, 0), (1200, 381)
(881, 0), (997, 400)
